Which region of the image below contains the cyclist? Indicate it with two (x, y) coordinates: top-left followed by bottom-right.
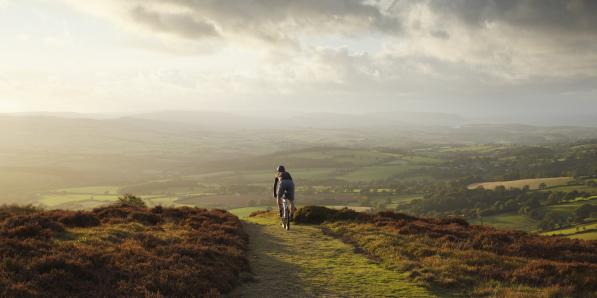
(273, 165), (296, 218)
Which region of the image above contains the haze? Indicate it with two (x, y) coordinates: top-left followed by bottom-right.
(1, 0), (596, 125)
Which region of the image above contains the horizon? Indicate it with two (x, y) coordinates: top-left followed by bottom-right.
(3, 109), (597, 128)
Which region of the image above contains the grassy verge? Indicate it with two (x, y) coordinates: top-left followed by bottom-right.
(294, 206), (597, 297)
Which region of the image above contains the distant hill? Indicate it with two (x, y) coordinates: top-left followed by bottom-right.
(130, 110), (272, 130)
(130, 110), (467, 129)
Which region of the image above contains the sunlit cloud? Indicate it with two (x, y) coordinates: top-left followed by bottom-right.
(0, 0), (596, 116)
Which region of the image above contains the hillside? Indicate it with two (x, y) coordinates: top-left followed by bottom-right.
(1, 203), (596, 297)
(287, 207), (596, 297)
(0, 203), (248, 297)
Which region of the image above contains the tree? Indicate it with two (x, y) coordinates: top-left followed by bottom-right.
(547, 192), (560, 205)
(575, 204), (595, 221)
(539, 212), (567, 230)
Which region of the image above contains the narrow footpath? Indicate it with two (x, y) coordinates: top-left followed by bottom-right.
(229, 214), (434, 298)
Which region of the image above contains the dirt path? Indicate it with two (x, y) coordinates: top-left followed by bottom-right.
(229, 215), (435, 298)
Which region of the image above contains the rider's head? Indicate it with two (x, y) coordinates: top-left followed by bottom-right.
(277, 165), (285, 172)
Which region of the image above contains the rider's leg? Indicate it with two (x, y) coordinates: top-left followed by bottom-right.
(276, 183), (284, 217)
(287, 182), (296, 214)
(283, 199), (290, 219)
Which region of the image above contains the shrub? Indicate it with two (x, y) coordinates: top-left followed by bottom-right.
(117, 194), (146, 208)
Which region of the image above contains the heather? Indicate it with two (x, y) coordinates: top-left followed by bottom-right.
(0, 203), (248, 297)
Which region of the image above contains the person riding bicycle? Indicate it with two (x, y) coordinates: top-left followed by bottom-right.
(273, 165), (296, 218)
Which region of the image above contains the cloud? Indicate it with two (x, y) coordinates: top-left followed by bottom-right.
(41, 0), (597, 115)
(129, 6), (218, 39)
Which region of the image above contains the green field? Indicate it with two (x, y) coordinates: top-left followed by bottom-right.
(542, 222), (597, 236)
(56, 186), (120, 194)
(468, 177), (573, 190)
(39, 194), (120, 207)
(469, 212), (538, 232)
(568, 232), (597, 240)
(539, 199), (597, 216)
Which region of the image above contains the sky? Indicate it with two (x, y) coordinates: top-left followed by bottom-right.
(1, 0), (596, 121)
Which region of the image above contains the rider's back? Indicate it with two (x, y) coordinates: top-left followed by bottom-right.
(277, 171), (292, 181)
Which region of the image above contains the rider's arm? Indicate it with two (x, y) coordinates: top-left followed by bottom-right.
(273, 176), (279, 197)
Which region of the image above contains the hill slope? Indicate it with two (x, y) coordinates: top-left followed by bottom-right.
(291, 207), (597, 297)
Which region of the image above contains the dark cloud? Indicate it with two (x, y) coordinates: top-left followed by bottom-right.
(424, 0), (597, 33)
(124, 0), (597, 44)
(124, 0), (401, 42)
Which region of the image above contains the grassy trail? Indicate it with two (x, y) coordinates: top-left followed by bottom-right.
(230, 214), (434, 298)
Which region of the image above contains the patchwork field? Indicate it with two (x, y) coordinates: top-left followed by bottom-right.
(543, 184), (597, 193)
(542, 222), (597, 239)
(340, 165), (419, 182)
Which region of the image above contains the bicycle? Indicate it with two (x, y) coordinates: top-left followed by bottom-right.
(280, 196), (291, 231)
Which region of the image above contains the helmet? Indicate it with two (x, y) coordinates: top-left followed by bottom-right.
(277, 165), (285, 172)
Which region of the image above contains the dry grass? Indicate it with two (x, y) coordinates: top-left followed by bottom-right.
(295, 206), (597, 297)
